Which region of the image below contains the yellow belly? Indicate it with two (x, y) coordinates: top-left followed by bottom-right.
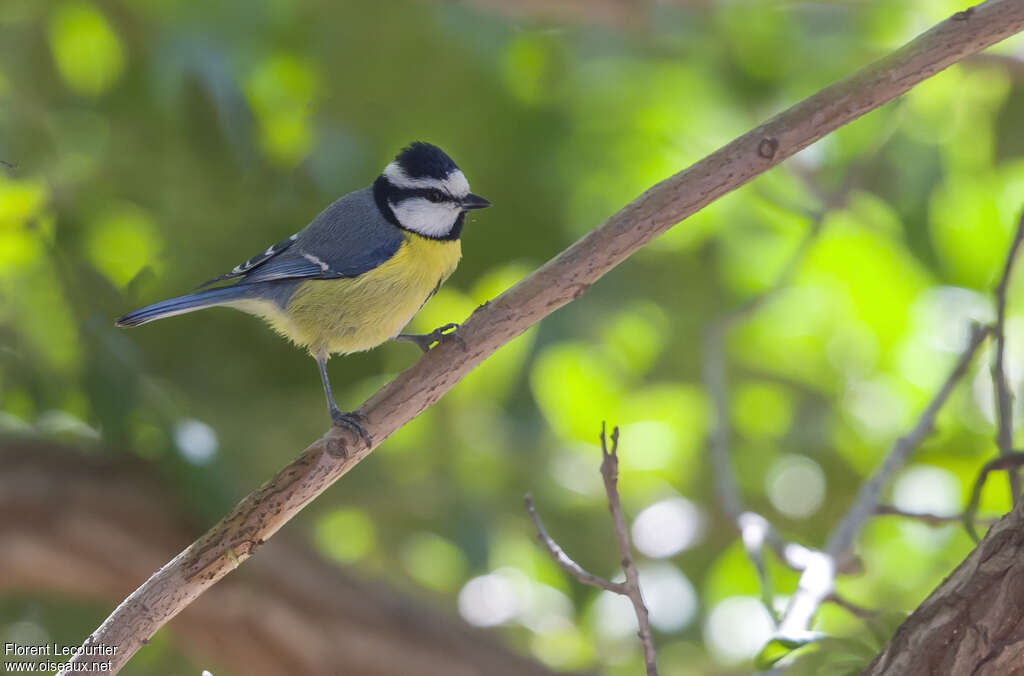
(242, 234), (461, 356)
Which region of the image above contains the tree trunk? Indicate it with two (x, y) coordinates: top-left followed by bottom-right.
(867, 498), (1024, 675)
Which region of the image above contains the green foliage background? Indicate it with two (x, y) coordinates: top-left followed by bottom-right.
(2, 0), (1024, 673)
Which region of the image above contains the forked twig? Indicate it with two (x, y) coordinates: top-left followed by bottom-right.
(525, 424), (658, 676)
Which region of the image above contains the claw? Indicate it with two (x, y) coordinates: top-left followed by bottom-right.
(330, 409), (371, 447)
(397, 322), (466, 353)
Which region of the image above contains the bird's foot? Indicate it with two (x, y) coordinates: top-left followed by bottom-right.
(329, 409), (371, 447)
(397, 322), (466, 353)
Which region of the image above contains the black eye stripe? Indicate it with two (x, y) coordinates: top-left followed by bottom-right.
(388, 185), (453, 203)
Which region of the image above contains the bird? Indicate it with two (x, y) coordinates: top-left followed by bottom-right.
(116, 142), (491, 443)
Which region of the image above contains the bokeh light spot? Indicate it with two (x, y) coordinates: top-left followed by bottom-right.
(766, 455), (826, 519)
(632, 497), (703, 558)
(641, 563), (698, 632)
(458, 570), (521, 627)
(173, 418), (218, 465)
(892, 465), (961, 517)
(704, 596), (775, 664)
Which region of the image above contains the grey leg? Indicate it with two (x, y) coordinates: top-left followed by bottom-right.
(315, 353), (371, 445)
(395, 322), (465, 353)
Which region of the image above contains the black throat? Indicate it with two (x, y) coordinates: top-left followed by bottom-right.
(372, 175), (465, 241)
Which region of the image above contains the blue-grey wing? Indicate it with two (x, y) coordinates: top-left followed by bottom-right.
(196, 232), (299, 288)
(199, 187), (403, 287)
(237, 187), (404, 284)
(239, 238), (402, 283)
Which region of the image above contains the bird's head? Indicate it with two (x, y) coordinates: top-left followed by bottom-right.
(374, 142), (491, 240)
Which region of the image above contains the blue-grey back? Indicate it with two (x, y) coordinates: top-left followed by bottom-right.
(241, 186), (405, 284)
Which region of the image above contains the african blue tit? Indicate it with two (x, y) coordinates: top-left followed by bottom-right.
(116, 142), (491, 441)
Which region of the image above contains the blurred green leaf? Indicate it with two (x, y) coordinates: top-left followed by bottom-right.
(314, 508), (376, 564)
(48, 0), (124, 96)
(86, 203), (163, 286)
(531, 342), (624, 441)
(754, 635), (820, 669)
(401, 532), (467, 591)
(244, 53), (320, 166)
(733, 381), (794, 441)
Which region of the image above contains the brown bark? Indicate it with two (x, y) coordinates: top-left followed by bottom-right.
(0, 441), (553, 676)
(61, 1), (1024, 673)
(867, 497), (1024, 675)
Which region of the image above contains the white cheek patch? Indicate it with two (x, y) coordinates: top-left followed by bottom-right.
(390, 197), (461, 238)
(383, 162), (471, 199)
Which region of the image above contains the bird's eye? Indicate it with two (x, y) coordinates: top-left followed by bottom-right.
(426, 190), (445, 203)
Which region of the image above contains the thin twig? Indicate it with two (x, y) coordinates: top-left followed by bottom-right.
(825, 593), (879, 620)
(702, 186), (830, 623)
(825, 323), (991, 563)
(60, 5), (1024, 672)
(963, 451), (1024, 541)
(777, 549), (835, 640)
(599, 424), (658, 676)
(703, 263), (816, 519)
(990, 210), (1024, 503)
(524, 494), (627, 594)
(526, 424), (659, 676)
(874, 504), (996, 528)
(0, 159), (16, 170)
(703, 323), (744, 519)
(737, 512), (782, 623)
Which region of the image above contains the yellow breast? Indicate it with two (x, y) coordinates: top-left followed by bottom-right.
(261, 234), (461, 356)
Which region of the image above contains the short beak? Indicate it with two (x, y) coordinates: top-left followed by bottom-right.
(460, 193), (492, 211)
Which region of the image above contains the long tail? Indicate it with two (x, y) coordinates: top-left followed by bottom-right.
(115, 285), (254, 327)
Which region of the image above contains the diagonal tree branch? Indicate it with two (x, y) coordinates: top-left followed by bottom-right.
(62, 3), (1024, 673)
